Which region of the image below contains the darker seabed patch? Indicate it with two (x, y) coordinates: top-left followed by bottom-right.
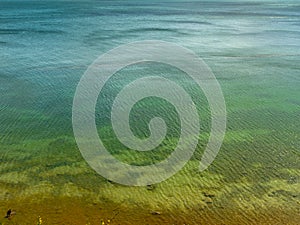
(161, 19), (213, 26)
(0, 28), (65, 35)
(288, 99), (300, 106)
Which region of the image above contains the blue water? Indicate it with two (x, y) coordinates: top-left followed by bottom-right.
(1, 0), (299, 140)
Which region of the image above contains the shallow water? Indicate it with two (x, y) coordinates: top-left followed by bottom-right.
(0, 0), (300, 224)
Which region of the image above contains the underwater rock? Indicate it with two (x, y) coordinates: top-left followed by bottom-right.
(268, 189), (298, 198)
(4, 209), (11, 218)
(287, 176), (297, 184)
(146, 184), (155, 190)
(203, 197), (213, 204)
(151, 211), (161, 215)
(202, 191), (215, 198)
(4, 209), (16, 219)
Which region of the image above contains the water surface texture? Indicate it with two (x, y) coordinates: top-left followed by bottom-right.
(0, 0), (299, 224)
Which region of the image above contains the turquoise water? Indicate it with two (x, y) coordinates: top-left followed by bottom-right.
(0, 0), (300, 224)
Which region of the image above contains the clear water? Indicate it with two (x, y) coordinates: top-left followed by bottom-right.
(0, 0), (299, 224)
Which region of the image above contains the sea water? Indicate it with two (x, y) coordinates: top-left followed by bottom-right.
(0, 0), (299, 224)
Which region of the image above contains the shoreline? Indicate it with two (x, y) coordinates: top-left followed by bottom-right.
(1, 196), (299, 225)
